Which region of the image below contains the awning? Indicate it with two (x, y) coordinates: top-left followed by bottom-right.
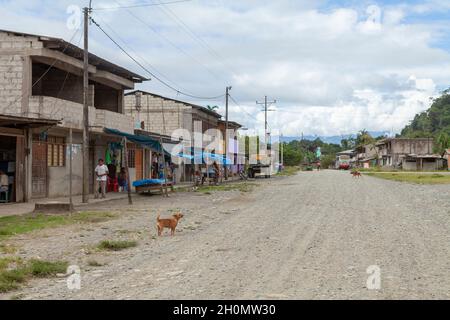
(177, 151), (233, 165)
(104, 128), (163, 153)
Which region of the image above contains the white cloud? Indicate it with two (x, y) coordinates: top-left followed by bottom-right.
(1, 0), (449, 136)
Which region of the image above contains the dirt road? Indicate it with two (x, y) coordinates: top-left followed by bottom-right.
(2, 170), (450, 300)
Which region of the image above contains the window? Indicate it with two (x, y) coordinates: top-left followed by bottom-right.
(47, 136), (65, 167)
(127, 148), (136, 168)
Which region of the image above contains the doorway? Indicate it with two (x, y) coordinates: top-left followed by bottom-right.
(0, 135), (17, 203)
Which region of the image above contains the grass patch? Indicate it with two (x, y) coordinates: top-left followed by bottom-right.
(0, 244), (17, 254)
(197, 182), (257, 194)
(366, 172), (450, 185)
(0, 257), (66, 293)
(28, 259), (68, 278)
(0, 211), (117, 240)
(97, 240), (137, 251)
(277, 166), (301, 176)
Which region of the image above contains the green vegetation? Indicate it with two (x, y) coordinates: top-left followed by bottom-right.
(196, 182), (257, 193)
(366, 172), (450, 184)
(282, 138), (343, 166)
(401, 89), (450, 154)
(0, 257), (67, 293)
(28, 259), (68, 278)
(277, 166), (301, 176)
(0, 244), (17, 254)
(97, 240), (137, 251)
(0, 211), (117, 240)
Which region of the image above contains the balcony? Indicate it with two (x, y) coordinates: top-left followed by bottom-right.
(28, 96), (134, 134)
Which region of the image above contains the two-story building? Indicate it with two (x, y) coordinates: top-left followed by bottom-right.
(0, 29), (147, 202)
(376, 138), (442, 170)
(124, 90), (223, 182)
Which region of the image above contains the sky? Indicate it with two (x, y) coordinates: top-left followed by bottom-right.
(1, 0), (450, 137)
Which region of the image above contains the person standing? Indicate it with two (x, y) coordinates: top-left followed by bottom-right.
(0, 170), (9, 193)
(95, 159), (109, 199)
(118, 167), (128, 192)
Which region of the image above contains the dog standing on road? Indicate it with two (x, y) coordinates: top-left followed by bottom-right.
(157, 212), (184, 236)
(351, 171), (362, 178)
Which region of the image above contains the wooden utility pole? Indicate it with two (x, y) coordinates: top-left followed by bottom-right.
(82, 6), (91, 203)
(69, 128), (73, 213)
(122, 137), (133, 205)
(224, 86), (231, 180)
(280, 132), (284, 168)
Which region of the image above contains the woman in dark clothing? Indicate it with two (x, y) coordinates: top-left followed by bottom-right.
(118, 167), (128, 192)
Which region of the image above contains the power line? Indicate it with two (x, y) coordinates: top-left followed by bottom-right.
(109, 0), (223, 81)
(92, 12), (190, 94)
(90, 17), (226, 100)
(93, 0), (193, 11)
(152, 0), (240, 78)
(228, 95), (259, 122)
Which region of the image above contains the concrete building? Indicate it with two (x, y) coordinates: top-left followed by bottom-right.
(355, 144), (378, 169)
(0, 29), (146, 202)
(124, 90), (223, 182)
(376, 138), (441, 170)
(218, 120), (243, 176)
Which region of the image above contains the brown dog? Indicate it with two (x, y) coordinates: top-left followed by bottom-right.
(351, 171), (362, 178)
(157, 212), (184, 236)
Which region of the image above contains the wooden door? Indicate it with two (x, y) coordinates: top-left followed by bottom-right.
(32, 141), (47, 198)
(135, 148), (143, 181)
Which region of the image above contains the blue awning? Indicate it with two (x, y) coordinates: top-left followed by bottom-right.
(104, 128), (163, 153)
(177, 151), (233, 165)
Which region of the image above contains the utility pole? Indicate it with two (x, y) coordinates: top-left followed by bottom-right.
(224, 86), (232, 180)
(69, 128), (73, 213)
(82, 5), (91, 203)
(280, 132), (284, 168)
(122, 137), (133, 205)
(257, 96), (276, 159)
(257, 96), (276, 139)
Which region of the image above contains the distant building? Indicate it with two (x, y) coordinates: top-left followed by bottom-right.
(376, 138), (442, 170)
(355, 144), (378, 169)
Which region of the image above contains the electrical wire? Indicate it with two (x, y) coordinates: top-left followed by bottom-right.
(93, 0), (192, 11)
(90, 17), (226, 100)
(109, 0), (223, 81)
(152, 0), (240, 78)
(92, 12), (189, 94)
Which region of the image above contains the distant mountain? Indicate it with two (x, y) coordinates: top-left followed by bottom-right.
(280, 131), (391, 145)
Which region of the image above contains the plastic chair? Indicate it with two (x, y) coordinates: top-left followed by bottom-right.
(0, 190), (9, 203)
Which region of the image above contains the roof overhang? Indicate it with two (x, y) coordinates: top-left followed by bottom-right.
(0, 115), (60, 129)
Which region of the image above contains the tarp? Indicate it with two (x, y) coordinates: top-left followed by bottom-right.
(177, 151), (233, 165)
(104, 128), (163, 153)
(133, 179), (172, 187)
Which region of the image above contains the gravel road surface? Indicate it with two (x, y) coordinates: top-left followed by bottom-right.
(1, 170), (449, 300)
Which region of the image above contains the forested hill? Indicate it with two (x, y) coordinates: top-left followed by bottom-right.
(401, 90), (450, 138)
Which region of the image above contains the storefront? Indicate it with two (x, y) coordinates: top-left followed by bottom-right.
(0, 115), (59, 203)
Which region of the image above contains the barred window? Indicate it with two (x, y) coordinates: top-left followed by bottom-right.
(127, 149), (136, 168)
(47, 136), (65, 167)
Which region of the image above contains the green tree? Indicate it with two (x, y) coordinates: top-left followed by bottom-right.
(206, 105), (219, 112)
